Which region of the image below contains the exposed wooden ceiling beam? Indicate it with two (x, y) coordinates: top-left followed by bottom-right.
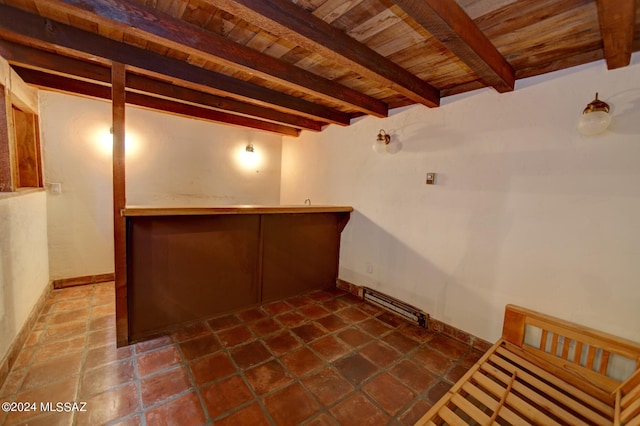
(212, 0), (440, 108)
(15, 67), (301, 137)
(0, 40), (324, 131)
(0, 3), (349, 126)
(595, 0), (636, 70)
(391, 0), (515, 93)
(37, 0), (388, 118)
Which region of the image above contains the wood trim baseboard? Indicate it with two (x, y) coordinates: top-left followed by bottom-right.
(52, 273), (115, 289)
(336, 278), (491, 352)
(0, 281), (52, 389)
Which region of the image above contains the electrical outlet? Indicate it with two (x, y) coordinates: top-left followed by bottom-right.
(366, 262), (373, 274)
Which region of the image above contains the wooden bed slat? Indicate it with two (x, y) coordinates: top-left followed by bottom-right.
(461, 381), (530, 425)
(599, 350), (611, 375)
(450, 392), (491, 424)
(489, 353), (611, 425)
(550, 333), (560, 356)
(561, 337), (571, 360)
(497, 344), (614, 416)
(462, 382), (527, 425)
(622, 397), (640, 424)
(626, 415), (640, 426)
(437, 405), (467, 426)
(540, 329), (549, 351)
(472, 370), (562, 426)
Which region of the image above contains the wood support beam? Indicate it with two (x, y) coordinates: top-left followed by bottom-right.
(14, 67), (301, 136)
(0, 40), (322, 131)
(37, 0), (388, 118)
(112, 62), (127, 347)
(595, 0), (636, 70)
(0, 3), (350, 126)
(213, 0), (440, 108)
(391, 0), (515, 93)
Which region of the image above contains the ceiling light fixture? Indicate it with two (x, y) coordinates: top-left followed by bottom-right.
(577, 93), (611, 136)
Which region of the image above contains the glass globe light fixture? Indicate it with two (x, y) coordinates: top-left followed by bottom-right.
(372, 129), (391, 154)
(577, 93), (611, 136)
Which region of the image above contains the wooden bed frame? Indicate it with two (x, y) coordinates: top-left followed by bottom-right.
(415, 305), (640, 426)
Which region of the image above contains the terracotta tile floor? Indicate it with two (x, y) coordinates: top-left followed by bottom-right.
(0, 282), (482, 425)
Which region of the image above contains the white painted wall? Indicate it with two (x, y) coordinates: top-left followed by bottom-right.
(40, 92), (282, 280)
(0, 191), (50, 362)
(281, 56), (640, 343)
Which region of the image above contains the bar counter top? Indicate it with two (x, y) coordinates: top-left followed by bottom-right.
(122, 205), (353, 216)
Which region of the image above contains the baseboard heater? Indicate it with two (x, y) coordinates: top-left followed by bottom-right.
(362, 287), (428, 328)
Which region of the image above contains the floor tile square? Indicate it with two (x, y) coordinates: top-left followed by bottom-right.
(75, 383), (140, 426)
(280, 347), (323, 377)
(201, 375), (253, 418)
(136, 346), (181, 377)
(216, 325), (254, 347)
(309, 335), (350, 362)
(229, 341), (272, 369)
(249, 317), (282, 337)
(263, 330), (302, 356)
(336, 306), (368, 323)
(171, 322), (211, 342)
(298, 304), (330, 319)
(428, 334), (469, 360)
(410, 347), (454, 375)
(337, 327), (374, 348)
(274, 311), (307, 328)
(208, 314), (241, 332)
(333, 353), (378, 385)
(360, 341), (402, 368)
(244, 359), (293, 395)
(291, 323), (327, 343)
(263, 383), (320, 426)
(382, 331), (421, 353)
(21, 352), (83, 391)
(80, 358), (136, 397)
(302, 367), (354, 406)
(145, 392), (206, 426)
(359, 318), (393, 336)
(329, 392), (389, 425)
(140, 366), (191, 408)
(262, 300), (293, 316)
(362, 373), (415, 415)
(236, 307), (267, 323)
(315, 314), (348, 332)
(189, 352), (236, 386)
(389, 359), (438, 393)
(179, 334), (221, 361)
(214, 402), (271, 426)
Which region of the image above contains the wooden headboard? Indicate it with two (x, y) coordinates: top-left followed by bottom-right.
(501, 304), (640, 404)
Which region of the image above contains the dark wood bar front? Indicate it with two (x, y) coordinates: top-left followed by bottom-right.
(122, 206), (352, 343)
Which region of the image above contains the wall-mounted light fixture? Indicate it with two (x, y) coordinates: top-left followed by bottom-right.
(246, 143), (255, 153)
(372, 129), (392, 154)
(577, 93), (611, 136)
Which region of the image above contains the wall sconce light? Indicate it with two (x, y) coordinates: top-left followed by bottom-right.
(372, 129), (392, 154)
(577, 93), (611, 136)
(246, 143), (255, 153)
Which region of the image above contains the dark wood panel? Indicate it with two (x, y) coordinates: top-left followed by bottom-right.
(127, 215), (261, 341)
(261, 213), (344, 302)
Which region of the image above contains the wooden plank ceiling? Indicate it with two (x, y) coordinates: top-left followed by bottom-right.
(0, 0), (637, 136)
